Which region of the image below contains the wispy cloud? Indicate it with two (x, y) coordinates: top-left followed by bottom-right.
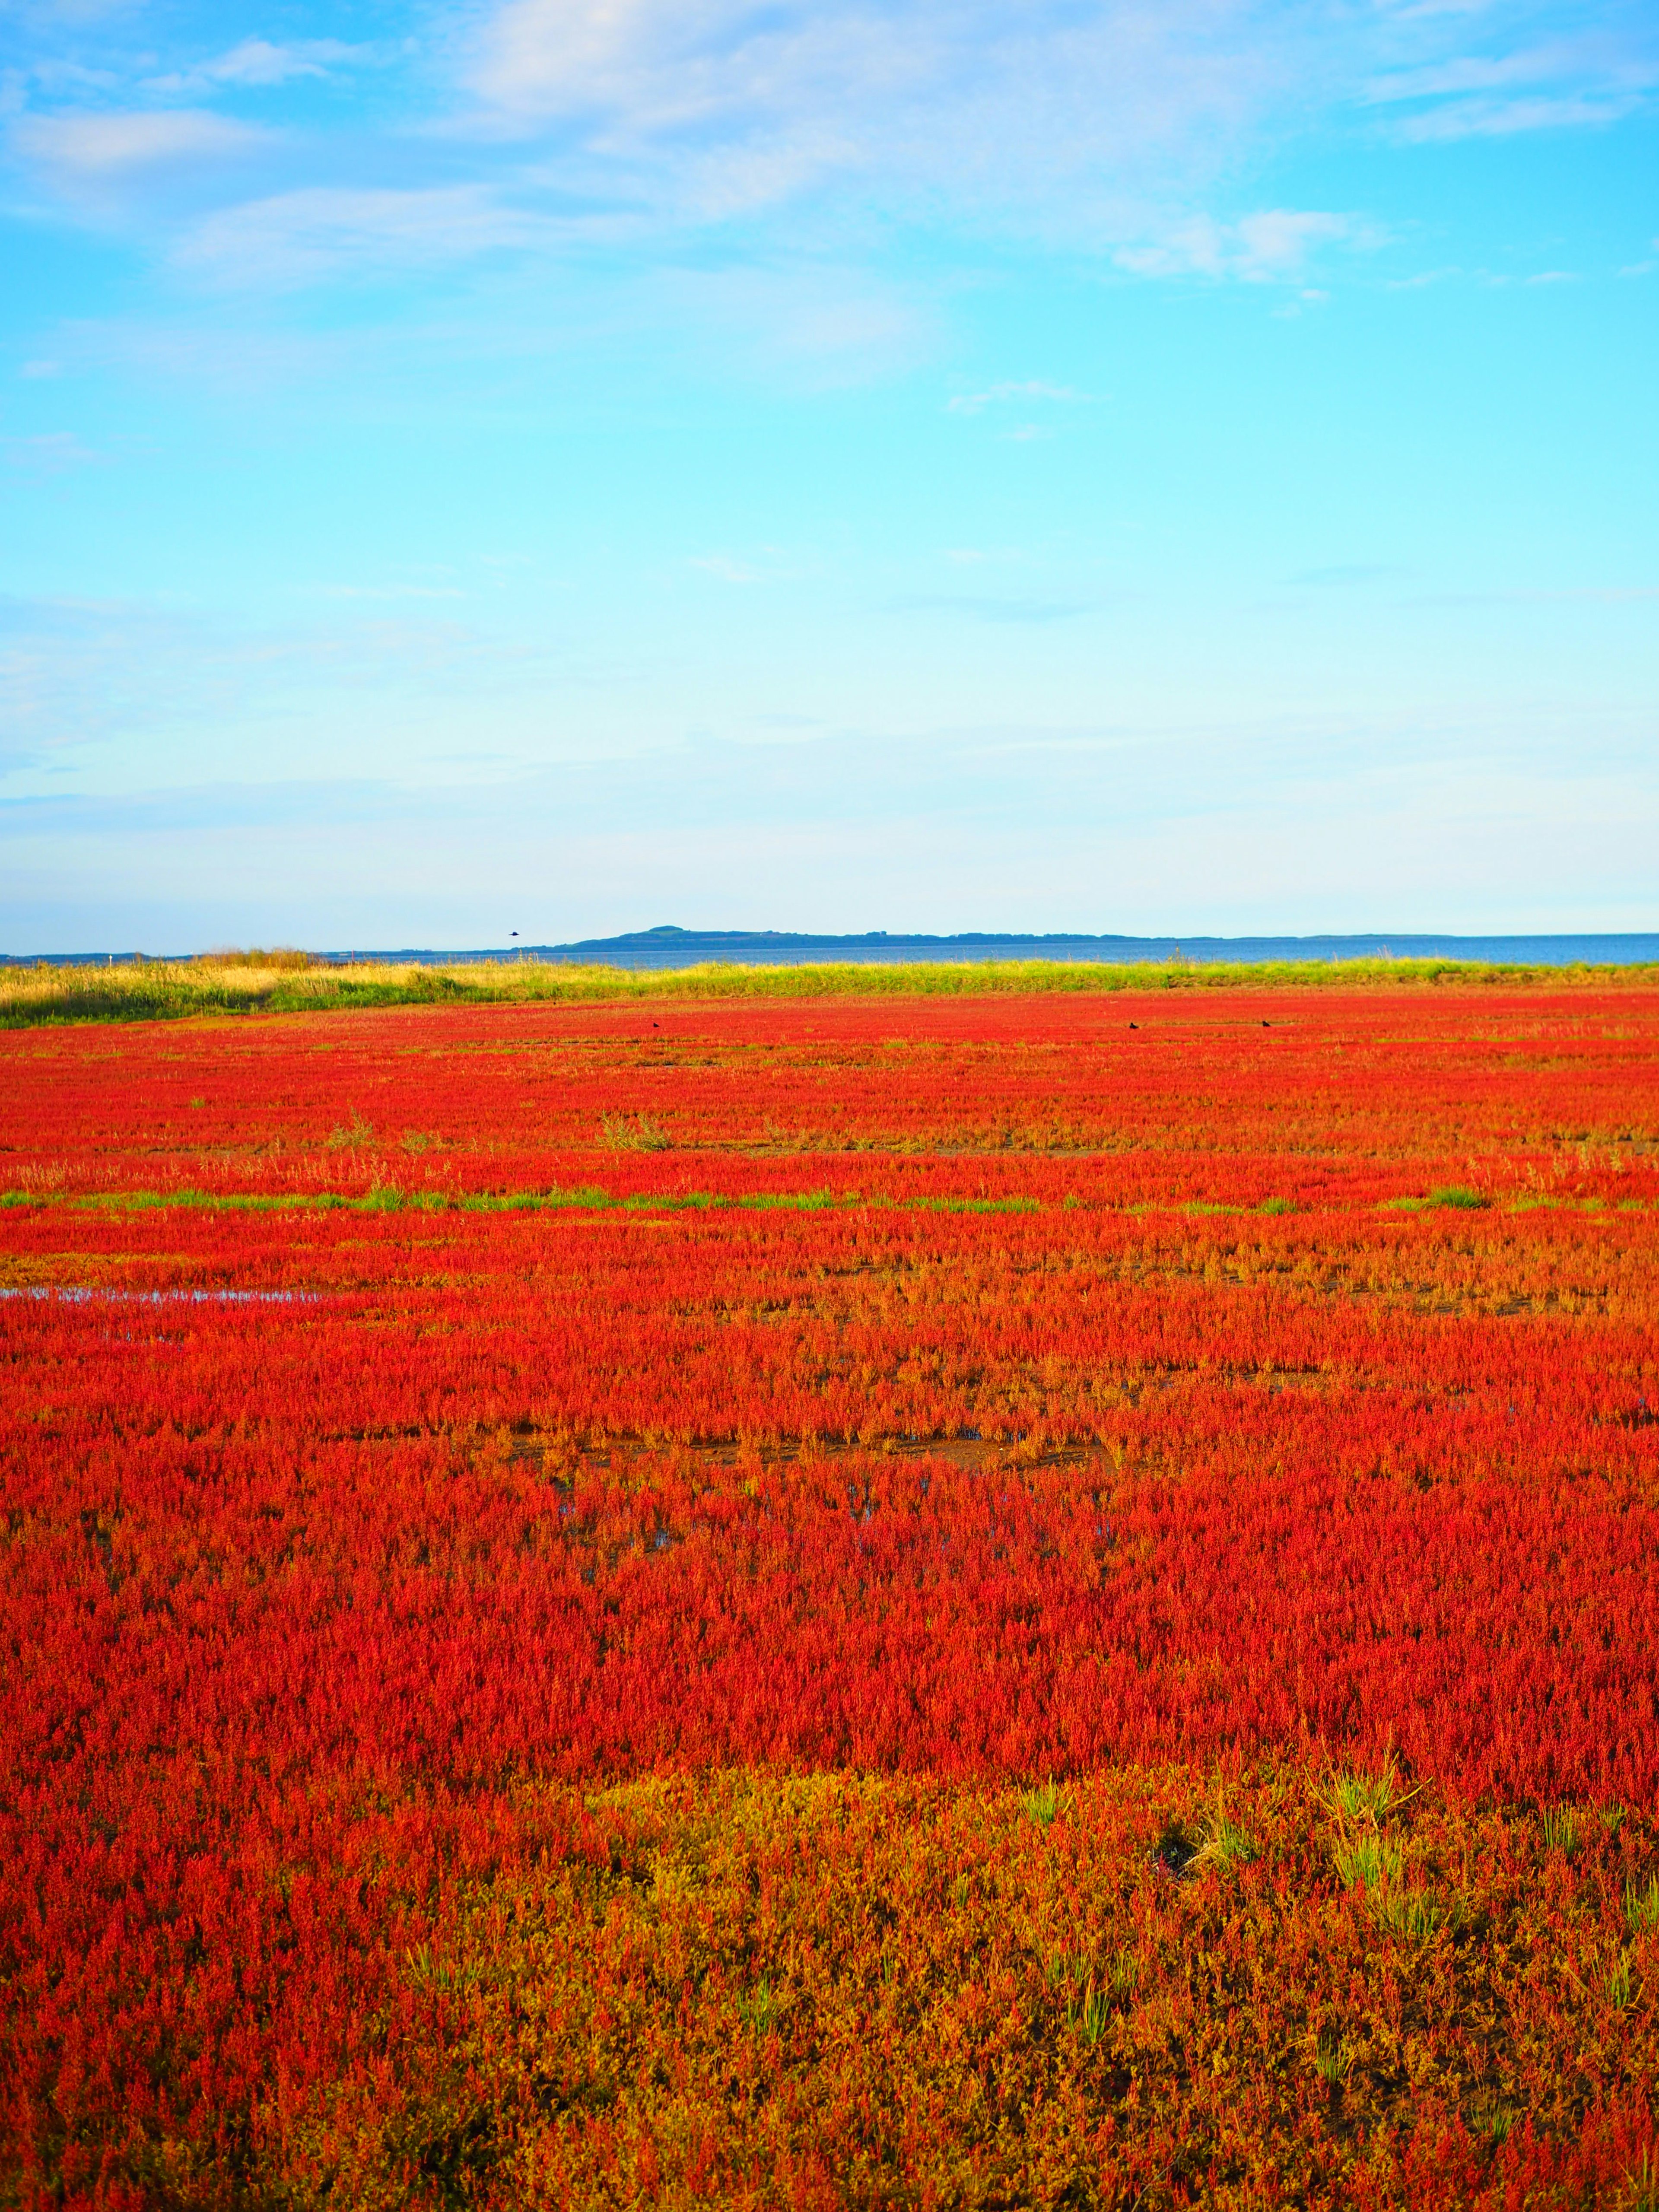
(1414, 585), (1659, 606)
(462, 0), (1294, 230)
(3, 0), (1652, 299)
(1373, 44), (1614, 103)
(13, 108), (273, 178)
(884, 592), (1096, 624)
(310, 582), (469, 603)
(1366, 25), (1657, 140)
(142, 39), (379, 97)
(173, 185), (575, 287)
(1116, 209), (1366, 281)
(1288, 564), (1408, 588)
(1395, 89), (1647, 137)
(647, 260), (932, 380)
(690, 548), (801, 585)
(1, 430), (102, 470)
(947, 381), (1096, 416)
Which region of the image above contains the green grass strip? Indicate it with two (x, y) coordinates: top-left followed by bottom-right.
(67, 1189), (343, 1214)
(22, 1185), (1043, 1219)
(14, 1183), (1633, 1220)
(6, 953), (1658, 1027)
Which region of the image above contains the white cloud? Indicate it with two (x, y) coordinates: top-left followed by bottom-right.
(646, 260), (932, 380)
(2, 430), (101, 469)
(690, 548), (800, 584)
(1384, 266), (1463, 289)
(1418, 585), (1659, 606)
(173, 185), (575, 287)
(7, 0), (1650, 299)
(458, 0), (1653, 251)
(947, 381), (1094, 416)
(690, 555), (767, 584)
(1373, 45), (1594, 102)
(1394, 89), (1646, 137)
(23, 59), (119, 97)
(464, 0), (1290, 230)
(1237, 210), (1354, 271)
(13, 108), (271, 177)
(1367, 25), (1657, 139)
(471, 0), (941, 131)
(1116, 209), (1361, 282)
(4, 0), (133, 23)
(311, 582), (468, 602)
(143, 38), (374, 96)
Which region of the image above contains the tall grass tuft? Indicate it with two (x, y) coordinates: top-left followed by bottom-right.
(1541, 1805), (1580, 1859)
(737, 1977), (779, 2035)
(599, 1113), (672, 1153)
(1021, 1780), (1064, 1829)
(1195, 1783), (1259, 1872)
(1313, 2034), (1351, 2088)
(1324, 1757), (1418, 1825)
(1334, 1836), (1401, 1892)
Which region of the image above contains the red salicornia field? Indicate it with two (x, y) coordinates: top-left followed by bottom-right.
(4, 976), (1659, 2209)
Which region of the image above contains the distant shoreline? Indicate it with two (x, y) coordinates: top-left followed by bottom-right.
(7, 926), (1659, 969)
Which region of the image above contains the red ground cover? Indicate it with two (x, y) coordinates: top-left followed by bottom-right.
(3, 988), (1657, 2206)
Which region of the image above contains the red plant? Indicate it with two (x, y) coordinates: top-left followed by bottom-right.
(3, 986), (1657, 2205)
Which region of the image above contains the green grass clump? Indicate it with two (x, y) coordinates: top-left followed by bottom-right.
(1541, 1806), (1580, 1860)
(1384, 1185), (1490, 1213)
(1313, 2036), (1352, 2088)
(1373, 1887), (1445, 1942)
(737, 1977), (779, 2036)
(1334, 1835), (1401, 1891)
(1198, 1814), (1259, 1871)
(1326, 1761), (1418, 1824)
(1021, 1781), (1064, 1830)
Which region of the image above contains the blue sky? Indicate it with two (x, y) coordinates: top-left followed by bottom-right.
(2, 0), (1655, 951)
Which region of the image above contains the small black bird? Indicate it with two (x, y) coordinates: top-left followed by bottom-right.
(1129, 1021), (1138, 1030)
